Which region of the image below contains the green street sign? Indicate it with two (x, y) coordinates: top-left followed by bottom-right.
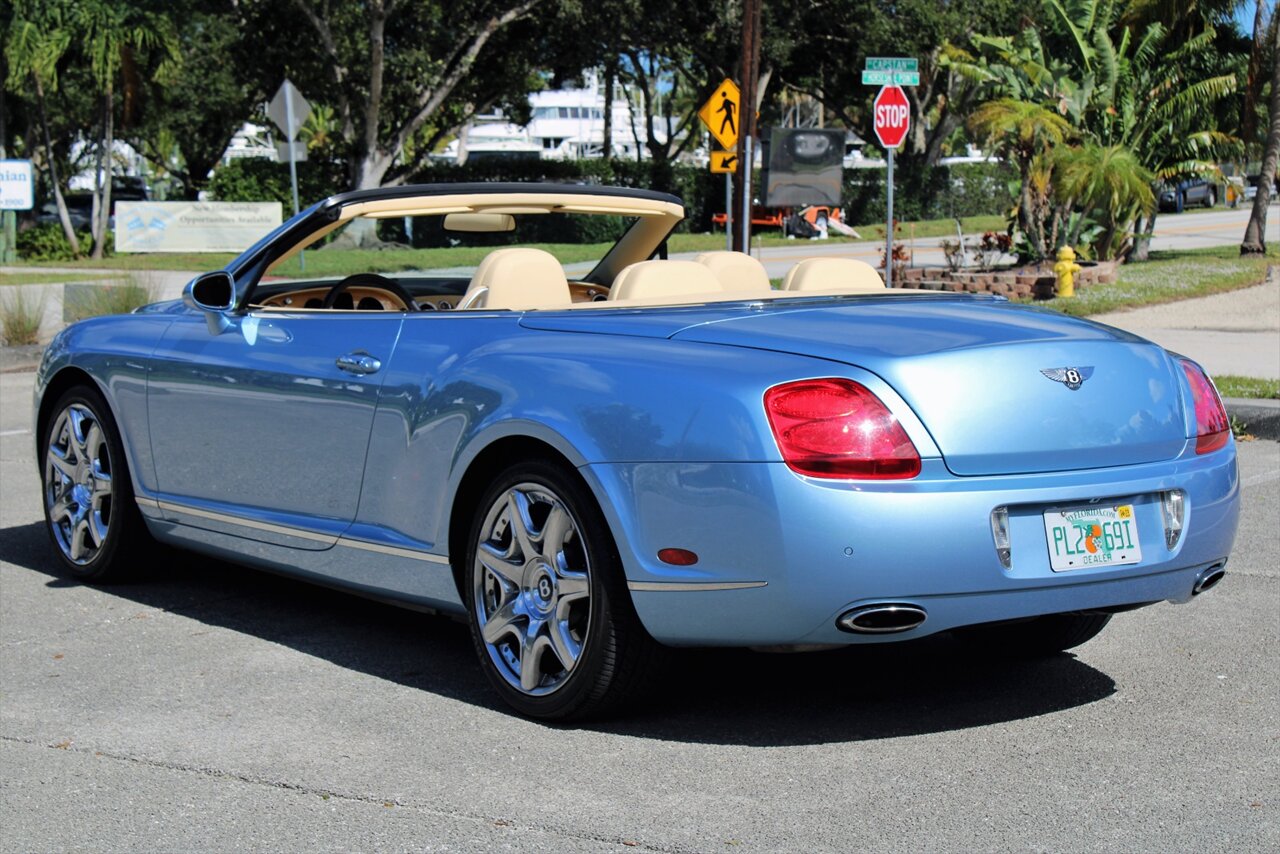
(865, 57), (918, 72)
(861, 70), (920, 86)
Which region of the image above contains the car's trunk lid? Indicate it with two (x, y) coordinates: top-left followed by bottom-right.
(662, 298), (1189, 476)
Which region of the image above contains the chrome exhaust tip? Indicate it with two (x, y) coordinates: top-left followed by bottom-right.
(837, 603), (927, 634)
(1193, 565), (1226, 596)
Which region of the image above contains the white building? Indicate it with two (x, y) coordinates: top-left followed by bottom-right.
(440, 75), (668, 163)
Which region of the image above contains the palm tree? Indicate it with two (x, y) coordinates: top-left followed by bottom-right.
(956, 1), (1240, 261)
(1242, 11), (1280, 255)
(1055, 143), (1156, 258)
(73, 0), (179, 259)
(968, 98), (1074, 257)
(5, 0), (79, 256)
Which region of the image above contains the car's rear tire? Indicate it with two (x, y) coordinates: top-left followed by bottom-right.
(954, 612), (1112, 657)
(1204, 187), (1216, 208)
(464, 459), (663, 720)
(39, 385), (152, 582)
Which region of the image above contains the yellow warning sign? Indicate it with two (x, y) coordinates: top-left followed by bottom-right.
(698, 78), (741, 150)
(710, 150), (739, 173)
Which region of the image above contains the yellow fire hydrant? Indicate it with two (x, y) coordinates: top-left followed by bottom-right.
(1053, 246), (1082, 298)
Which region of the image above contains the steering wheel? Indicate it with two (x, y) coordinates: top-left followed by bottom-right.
(321, 273), (420, 311)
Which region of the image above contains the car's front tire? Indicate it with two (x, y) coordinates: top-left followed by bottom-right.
(954, 612), (1112, 657)
(1204, 187), (1217, 208)
(39, 385), (151, 581)
(464, 459), (662, 720)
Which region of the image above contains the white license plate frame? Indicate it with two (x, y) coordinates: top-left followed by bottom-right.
(1043, 503), (1142, 572)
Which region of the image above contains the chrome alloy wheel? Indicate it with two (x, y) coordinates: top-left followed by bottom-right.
(44, 403), (114, 565)
(472, 483), (592, 696)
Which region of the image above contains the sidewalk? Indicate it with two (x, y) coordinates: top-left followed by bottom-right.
(1087, 267), (1279, 379)
(1086, 266), (1280, 439)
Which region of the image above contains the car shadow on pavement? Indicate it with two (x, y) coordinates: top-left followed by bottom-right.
(1, 521), (1116, 746)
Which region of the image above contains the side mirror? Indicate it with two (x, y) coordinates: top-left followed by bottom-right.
(183, 271), (236, 334)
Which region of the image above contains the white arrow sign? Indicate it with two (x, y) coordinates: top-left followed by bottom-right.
(267, 79), (311, 141)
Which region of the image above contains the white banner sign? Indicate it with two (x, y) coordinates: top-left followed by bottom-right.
(115, 201), (283, 253)
(0, 160), (35, 210)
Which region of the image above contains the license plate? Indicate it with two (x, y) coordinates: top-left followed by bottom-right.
(1043, 503), (1142, 571)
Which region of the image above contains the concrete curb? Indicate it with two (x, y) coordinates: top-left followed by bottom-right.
(1223, 397), (1280, 441)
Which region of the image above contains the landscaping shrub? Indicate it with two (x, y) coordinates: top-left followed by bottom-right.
(16, 222), (101, 262)
(207, 157), (348, 209)
(0, 288), (47, 345)
(64, 278), (159, 322)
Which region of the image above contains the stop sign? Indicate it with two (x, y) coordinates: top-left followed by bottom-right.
(873, 85), (910, 149)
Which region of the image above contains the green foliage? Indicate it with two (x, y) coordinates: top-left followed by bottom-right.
(0, 287), (47, 345)
(207, 158), (349, 209)
(1054, 143), (1155, 258)
(64, 278), (157, 321)
(16, 223), (103, 262)
(955, 0), (1242, 260)
(1212, 376), (1280, 400)
(843, 161), (1017, 225)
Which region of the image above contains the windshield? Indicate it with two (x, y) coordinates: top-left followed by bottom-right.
(265, 210), (638, 283)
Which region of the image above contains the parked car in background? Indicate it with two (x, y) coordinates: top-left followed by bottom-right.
(35, 178), (150, 231)
(34, 183), (1240, 720)
(1158, 178), (1216, 212)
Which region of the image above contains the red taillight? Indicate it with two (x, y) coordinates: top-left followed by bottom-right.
(1179, 359), (1229, 454)
(763, 378), (921, 479)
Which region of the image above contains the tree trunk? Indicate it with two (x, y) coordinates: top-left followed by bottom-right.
(1242, 25), (1280, 255)
(92, 89), (114, 260)
(1129, 212), (1158, 262)
(33, 74), (81, 256)
(90, 96), (107, 251)
(602, 60), (615, 158)
(1242, 1), (1271, 145)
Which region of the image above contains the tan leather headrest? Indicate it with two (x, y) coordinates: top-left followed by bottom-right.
(462, 247), (571, 310)
(782, 257), (886, 293)
(609, 260), (724, 302)
(693, 251), (773, 293)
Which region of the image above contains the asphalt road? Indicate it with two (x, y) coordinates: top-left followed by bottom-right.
(2, 368), (1278, 852)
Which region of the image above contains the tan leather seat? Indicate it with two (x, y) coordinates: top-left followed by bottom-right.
(459, 248), (572, 310)
(692, 251), (773, 293)
(609, 260), (725, 302)
(783, 257), (886, 293)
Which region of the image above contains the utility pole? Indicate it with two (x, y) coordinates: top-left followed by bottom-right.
(732, 0), (762, 253)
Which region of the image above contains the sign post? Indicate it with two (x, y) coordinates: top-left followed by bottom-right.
(0, 160), (35, 263)
(266, 79), (311, 269)
(872, 81), (911, 288)
(698, 79), (745, 252)
(710, 149), (738, 251)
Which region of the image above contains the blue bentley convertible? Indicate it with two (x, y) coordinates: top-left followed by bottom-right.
(34, 184), (1239, 719)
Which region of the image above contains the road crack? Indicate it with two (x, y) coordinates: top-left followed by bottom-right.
(0, 734), (682, 852)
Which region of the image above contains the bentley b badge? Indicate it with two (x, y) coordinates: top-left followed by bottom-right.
(1041, 366), (1094, 390)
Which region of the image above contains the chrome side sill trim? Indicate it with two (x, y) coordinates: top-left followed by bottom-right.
(152, 500), (337, 544)
(335, 537), (450, 564)
(627, 580), (768, 592)
(135, 496), (162, 511)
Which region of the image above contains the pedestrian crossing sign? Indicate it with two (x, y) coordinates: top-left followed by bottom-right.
(698, 78), (741, 150)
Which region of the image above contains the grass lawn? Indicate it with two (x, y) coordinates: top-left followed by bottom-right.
(1024, 246), (1277, 317)
(8, 213), (1008, 277)
(0, 272), (116, 287)
(1212, 375), (1280, 400)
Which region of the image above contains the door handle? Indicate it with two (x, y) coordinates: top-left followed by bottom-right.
(335, 352), (382, 375)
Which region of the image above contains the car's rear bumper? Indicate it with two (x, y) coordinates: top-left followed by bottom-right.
(585, 444), (1239, 646)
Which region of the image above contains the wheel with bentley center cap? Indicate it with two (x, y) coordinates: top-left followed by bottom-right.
(39, 385), (151, 581)
(464, 459), (662, 720)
